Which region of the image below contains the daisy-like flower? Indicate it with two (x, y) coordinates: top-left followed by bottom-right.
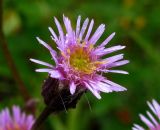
(30, 15), (129, 99)
(0, 106), (34, 130)
(132, 99), (160, 130)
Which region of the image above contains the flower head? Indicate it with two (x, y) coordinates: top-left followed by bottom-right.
(132, 99), (160, 130)
(0, 106), (34, 130)
(30, 15), (129, 99)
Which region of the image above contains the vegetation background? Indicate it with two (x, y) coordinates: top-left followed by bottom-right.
(0, 0), (160, 129)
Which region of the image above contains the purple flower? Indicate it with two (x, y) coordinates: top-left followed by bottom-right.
(132, 99), (160, 130)
(30, 15), (129, 99)
(0, 106), (34, 130)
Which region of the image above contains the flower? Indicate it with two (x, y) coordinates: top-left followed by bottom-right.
(0, 106), (34, 130)
(132, 99), (160, 130)
(30, 15), (129, 99)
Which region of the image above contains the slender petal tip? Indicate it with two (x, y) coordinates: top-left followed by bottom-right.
(0, 106), (34, 130)
(132, 99), (160, 130)
(31, 15), (129, 99)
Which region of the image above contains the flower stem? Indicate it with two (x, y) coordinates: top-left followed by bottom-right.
(31, 106), (52, 130)
(0, 0), (31, 102)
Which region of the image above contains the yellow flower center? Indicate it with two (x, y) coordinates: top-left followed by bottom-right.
(67, 42), (103, 75)
(5, 123), (27, 130)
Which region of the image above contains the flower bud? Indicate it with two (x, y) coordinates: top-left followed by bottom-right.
(41, 76), (86, 112)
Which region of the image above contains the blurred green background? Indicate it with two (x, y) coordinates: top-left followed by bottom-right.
(0, 0), (160, 130)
